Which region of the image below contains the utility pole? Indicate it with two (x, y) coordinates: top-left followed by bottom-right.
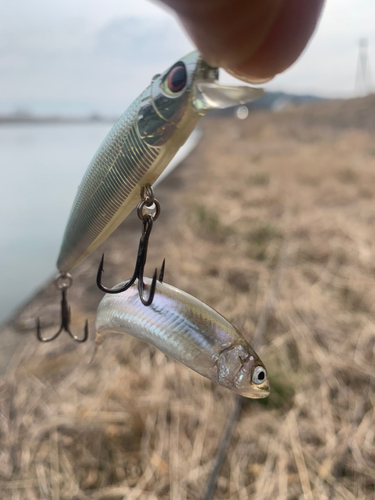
(355, 38), (372, 96)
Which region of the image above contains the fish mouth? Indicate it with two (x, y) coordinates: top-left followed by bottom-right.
(240, 380), (270, 399)
(193, 81), (265, 114)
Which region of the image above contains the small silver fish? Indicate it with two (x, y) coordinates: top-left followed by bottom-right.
(95, 278), (270, 399)
(57, 51), (264, 274)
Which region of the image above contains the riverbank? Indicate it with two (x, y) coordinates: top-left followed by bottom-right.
(1, 97), (375, 499)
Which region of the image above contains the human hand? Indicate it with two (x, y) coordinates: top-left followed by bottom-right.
(159, 0), (325, 83)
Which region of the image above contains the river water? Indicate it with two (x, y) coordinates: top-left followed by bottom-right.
(0, 123), (200, 324)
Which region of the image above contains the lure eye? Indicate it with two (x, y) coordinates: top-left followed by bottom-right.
(167, 64), (187, 93)
(252, 366), (267, 385)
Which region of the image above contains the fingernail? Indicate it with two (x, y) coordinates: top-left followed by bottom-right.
(226, 68), (274, 84)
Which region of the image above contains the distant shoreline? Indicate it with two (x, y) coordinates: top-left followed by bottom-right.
(0, 116), (117, 125)
(0, 91), (326, 126)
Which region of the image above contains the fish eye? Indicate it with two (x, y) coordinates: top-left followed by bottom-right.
(252, 366), (267, 385)
(167, 64), (187, 93)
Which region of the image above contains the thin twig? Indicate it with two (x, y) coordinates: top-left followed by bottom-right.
(288, 411), (313, 500)
(201, 240), (288, 500)
(202, 395), (243, 500)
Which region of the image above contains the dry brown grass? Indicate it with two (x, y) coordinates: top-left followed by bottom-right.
(1, 96), (375, 499)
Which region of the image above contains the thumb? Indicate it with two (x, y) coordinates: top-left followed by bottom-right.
(160, 0), (325, 83)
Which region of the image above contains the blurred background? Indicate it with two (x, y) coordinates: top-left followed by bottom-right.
(1, 1), (375, 499)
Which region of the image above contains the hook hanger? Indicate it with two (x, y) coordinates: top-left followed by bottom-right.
(36, 274), (89, 343)
(96, 184), (165, 306)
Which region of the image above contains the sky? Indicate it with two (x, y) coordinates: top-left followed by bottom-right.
(0, 0), (374, 116)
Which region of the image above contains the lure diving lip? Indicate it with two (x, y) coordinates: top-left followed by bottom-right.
(56, 51), (265, 275)
(194, 82), (264, 111)
(95, 278), (270, 399)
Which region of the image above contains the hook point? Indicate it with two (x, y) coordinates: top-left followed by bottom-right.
(99, 254), (105, 271)
(159, 259), (165, 283)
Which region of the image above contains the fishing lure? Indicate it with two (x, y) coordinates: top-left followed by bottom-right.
(57, 51), (263, 274)
(37, 51), (264, 342)
(95, 278), (270, 399)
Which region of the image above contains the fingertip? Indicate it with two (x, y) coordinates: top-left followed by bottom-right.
(164, 0), (325, 83)
(229, 0), (325, 81)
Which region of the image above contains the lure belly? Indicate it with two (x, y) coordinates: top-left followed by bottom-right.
(57, 51), (264, 274)
(95, 278), (270, 399)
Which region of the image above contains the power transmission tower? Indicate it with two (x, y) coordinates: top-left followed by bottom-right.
(355, 38), (372, 95)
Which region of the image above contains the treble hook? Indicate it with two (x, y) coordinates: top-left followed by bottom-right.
(36, 274), (89, 343)
(96, 185), (164, 306)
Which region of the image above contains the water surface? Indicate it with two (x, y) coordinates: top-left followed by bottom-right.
(0, 123), (200, 324)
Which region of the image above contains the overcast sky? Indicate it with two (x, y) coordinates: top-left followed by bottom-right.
(0, 0), (374, 115)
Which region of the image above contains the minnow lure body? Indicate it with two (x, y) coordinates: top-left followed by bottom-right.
(95, 278), (270, 399)
(57, 51), (264, 273)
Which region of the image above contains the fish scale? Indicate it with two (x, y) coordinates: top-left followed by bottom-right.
(57, 90), (161, 272)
